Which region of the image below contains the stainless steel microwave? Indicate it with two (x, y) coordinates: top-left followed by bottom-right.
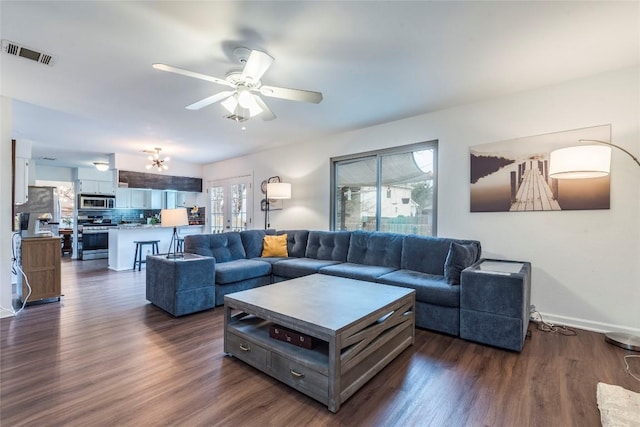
(79, 195), (115, 209)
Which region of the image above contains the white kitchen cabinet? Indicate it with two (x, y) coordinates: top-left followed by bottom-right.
(77, 179), (116, 195)
(116, 188), (151, 209)
(14, 157), (29, 204)
(115, 188), (130, 208)
(184, 192), (200, 207)
(150, 190), (163, 209)
(176, 192), (203, 208)
(176, 192), (187, 207)
(75, 168), (115, 195)
(164, 191), (177, 209)
(130, 189), (151, 209)
(99, 180), (116, 195)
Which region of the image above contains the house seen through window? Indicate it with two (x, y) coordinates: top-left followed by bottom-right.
(331, 141), (437, 236)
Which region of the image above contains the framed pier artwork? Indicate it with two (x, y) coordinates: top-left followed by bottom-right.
(470, 125), (611, 212)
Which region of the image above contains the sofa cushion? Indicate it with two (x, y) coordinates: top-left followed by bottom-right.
(277, 230), (309, 258)
(444, 242), (479, 285)
(251, 256), (289, 265)
(319, 262), (397, 282)
(185, 233), (247, 262)
(377, 269), (460, 307)
(262, 234), (288, 257)
(215, 259), (272, 285)
(346, 231), (403, 268)
(305, 231), (351, 261)
(240, 229), (276, 258)
(401, 235), (481, 275)
(272, 258), (342, 279)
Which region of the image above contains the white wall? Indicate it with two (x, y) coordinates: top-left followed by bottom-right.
(1, 96), (15, 317)
(36, 165), (75, 182)
(203, 67), (640, 334)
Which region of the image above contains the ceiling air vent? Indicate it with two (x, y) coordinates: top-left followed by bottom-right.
(2, 40), (55, 66)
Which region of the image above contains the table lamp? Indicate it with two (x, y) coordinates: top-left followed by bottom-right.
(161, 208), (188, 259)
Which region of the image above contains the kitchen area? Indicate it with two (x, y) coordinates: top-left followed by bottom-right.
(9, 140), (209, 308)
(15, 162), (206, 270)
(73, 169), (206, 269)
(76, 193), (205, 262)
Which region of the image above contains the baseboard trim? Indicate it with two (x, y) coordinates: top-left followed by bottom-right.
(536, 312), (640, 335)
(0, 310), (15, 318)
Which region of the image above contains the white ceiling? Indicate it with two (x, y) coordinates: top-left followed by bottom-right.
(1, 1), (638, 169)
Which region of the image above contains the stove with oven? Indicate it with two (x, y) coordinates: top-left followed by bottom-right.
(77, 215), (117, 260)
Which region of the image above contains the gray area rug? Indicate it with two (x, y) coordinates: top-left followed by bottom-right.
(597, 383), (640, 427)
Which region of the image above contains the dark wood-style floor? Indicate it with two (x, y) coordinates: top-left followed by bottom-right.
(1, 259), (638, 426)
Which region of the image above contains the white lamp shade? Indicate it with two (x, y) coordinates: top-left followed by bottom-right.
(161, 208), (189, 227)
(266, 182), (291, 199)
(549, 145), (611, 179)
(221, 95), (238, 114)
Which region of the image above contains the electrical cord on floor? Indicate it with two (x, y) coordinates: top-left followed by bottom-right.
(0, 233), (31, 316)
(531, 309), (577, 336)
(624, 355), (640, 383)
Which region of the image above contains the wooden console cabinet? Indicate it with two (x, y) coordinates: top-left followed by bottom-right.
(20, 237), (62, 303)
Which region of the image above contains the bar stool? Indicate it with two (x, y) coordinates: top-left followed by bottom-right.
(133, 240), (160, 271)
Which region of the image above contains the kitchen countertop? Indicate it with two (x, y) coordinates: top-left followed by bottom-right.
(108, 224), (204, 271)
(115, 224), (204, 229)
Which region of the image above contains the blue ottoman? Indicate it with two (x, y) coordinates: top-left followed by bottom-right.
(146, 253), (216, 316)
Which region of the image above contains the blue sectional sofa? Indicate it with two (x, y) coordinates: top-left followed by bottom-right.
(183, 229), (481, 336)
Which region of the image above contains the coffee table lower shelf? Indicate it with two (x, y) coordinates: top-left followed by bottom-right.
(224, 292), (415, 412)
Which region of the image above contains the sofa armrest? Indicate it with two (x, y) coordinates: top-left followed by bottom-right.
(459, 259), (531, 351)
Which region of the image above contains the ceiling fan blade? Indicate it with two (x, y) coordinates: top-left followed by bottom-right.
(253, 96), (276, 121)
(259, 85), (323, 104)
(185, 91), (236, 110)
(241, 50), (274, 83)
(152, 63), (235, 88)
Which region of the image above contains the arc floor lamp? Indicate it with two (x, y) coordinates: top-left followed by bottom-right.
(549, 138), (639, 351)
(161, 208), (189, 259)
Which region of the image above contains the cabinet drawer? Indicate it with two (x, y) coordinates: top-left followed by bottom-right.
(270, 353), (328, 403)
(226, 332), (268, 369)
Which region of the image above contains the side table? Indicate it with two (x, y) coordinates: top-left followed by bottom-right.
(460, 259), (531, 352)
(146, 253), (216, 316)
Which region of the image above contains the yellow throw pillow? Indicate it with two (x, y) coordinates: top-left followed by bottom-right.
(262, 234), (288, 257)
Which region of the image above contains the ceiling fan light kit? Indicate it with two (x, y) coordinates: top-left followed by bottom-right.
(153, 47), (323, 123)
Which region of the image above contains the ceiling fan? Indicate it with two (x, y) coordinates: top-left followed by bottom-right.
(153, 47), (323, 122)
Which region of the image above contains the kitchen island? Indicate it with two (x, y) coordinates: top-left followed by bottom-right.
(108, 225), (204, 271)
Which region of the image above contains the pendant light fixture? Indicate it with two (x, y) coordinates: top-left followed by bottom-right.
(146, 148), (169, 172)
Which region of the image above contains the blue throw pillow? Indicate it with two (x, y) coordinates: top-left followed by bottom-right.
(444, 242), (478, 285)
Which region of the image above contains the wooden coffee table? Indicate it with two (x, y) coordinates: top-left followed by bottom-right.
(224, 273), (415, 412)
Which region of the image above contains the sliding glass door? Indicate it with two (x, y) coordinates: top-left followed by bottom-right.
(331, 141), (437, 236)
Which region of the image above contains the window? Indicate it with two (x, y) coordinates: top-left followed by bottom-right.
(331, 141), (437, 236)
